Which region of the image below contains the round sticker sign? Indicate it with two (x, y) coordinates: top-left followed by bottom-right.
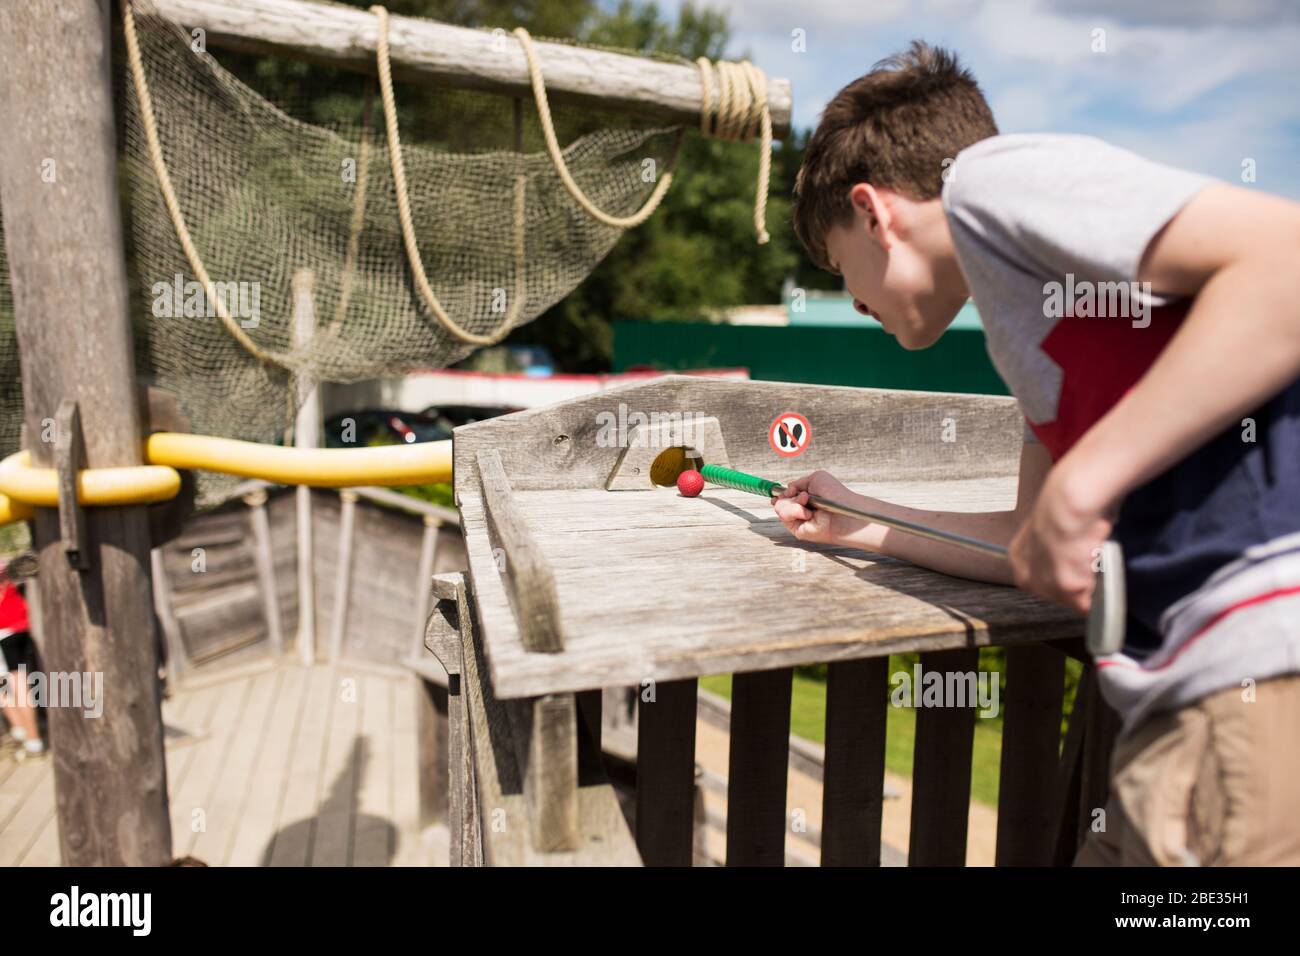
(769, 412), (811, 458)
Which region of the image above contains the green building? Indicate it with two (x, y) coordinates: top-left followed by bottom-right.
(613, 297), (1009, 396)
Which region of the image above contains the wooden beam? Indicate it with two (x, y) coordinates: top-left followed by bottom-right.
(0, 0), (172, 865)
(147, 0), (794, 137)
(475, 449), (565, 653)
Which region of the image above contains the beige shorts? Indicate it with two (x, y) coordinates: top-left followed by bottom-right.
(1074, 672), (1300, 866)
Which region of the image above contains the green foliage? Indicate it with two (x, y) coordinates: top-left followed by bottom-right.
(206, 0), (809, 374)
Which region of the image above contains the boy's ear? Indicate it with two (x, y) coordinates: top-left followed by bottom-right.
(849, 182), (893, 249)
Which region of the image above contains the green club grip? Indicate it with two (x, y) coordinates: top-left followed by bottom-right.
(700, 464), (781, 498)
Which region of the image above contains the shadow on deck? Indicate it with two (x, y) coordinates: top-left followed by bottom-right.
(0, 655), (447, 867)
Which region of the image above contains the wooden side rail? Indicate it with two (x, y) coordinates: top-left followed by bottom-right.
(426, 571), (639, 865)
(475, 449), (566, 653)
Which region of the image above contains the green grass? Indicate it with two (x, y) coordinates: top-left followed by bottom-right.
(701, 650), (1082, 808)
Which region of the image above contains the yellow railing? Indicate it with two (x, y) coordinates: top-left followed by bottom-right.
(0, 434), (453, 527)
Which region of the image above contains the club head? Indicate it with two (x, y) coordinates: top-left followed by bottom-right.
(1086, 539), (1126, 656)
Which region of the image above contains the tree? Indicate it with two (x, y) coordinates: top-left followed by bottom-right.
(178, 0), (814, 372)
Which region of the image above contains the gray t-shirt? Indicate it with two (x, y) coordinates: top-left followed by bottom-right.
(941, 133), (1211, 452)
(940, 134), (1300, 732)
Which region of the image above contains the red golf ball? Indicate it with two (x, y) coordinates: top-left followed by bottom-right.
(676, 469), (704, 497)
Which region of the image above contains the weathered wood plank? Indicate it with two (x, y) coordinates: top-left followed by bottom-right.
(189, 667), (281, 864)
(908, 647), (979, 866)
(169, 671), (256, 858)
(147, 0), (793, 135)
(268, 663), (335, 866)
(352, 673), (397, 866)
(821, 657), (889, 866)
(635, 677), (698, 866)
(0, 770), (55, 867)
(227, 665), (309, 866)
(475, 449), (566, 653)
(459, 482), (1081, 699)
(514, 694), (579, 852)
(416, 677), (450, 829)
(19, 806), (60, 866)
(726, 667), (792, 867)
(452, 377), (1024, 500)
(311, 666), (365, 866)
(459, 594), (639, 865)
(995, 643), (1065, 866)
(390, 674), (427, 866)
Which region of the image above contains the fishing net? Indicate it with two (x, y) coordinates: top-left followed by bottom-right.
(0, 0), (774, 501)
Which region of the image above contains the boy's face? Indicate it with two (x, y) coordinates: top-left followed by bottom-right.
(823, 185), (967, 350)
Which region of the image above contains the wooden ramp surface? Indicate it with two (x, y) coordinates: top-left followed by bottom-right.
(0, 659), (443, 867)
(463, 478), (1084, 699)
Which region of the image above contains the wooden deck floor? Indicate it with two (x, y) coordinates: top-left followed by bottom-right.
(0, 658), (445, 866)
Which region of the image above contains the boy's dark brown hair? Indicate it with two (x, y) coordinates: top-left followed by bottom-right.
(793, 41), (998, 271)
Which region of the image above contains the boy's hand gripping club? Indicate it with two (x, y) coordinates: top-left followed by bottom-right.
(699, 464), (1125, 656)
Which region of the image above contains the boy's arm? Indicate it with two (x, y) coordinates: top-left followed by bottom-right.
(774, 438), (1051, 584)
(1010, 183), (1300, 610)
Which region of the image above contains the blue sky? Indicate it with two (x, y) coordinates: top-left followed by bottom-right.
(654, 0), (1300, 198)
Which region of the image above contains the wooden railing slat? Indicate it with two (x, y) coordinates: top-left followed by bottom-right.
(821, 657), (889, 866)
(726, 667), (793, 866)
(635, 678), (699, 866)
(908, 647), (979, 866)
(995, 643), (1066, 865)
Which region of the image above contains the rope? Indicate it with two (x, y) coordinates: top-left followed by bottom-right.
(514, 27), (771, 243)
(122, 0), (288, 368)
(696, 58), (772, 244)
(512, 27), (678, 230)
(127, 0), (774, 361)
(327, 84), (375, 337)
(372, 5), (523, 347)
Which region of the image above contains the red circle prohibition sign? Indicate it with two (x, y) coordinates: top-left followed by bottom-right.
(769, 412), (811, 458)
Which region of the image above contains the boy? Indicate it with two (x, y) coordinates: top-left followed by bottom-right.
(776, 42), (1300, 865)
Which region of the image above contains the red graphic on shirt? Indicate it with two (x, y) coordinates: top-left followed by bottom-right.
(0, 579), (29, 639)
(1028, 301), (1190, 461)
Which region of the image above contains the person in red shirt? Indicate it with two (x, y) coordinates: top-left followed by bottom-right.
(0, 564), (42, 758)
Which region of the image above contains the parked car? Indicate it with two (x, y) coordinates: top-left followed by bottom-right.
(323, 408), (451, 448)
(420, 404), (522, 434)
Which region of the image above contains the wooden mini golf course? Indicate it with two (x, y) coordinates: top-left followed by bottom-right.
(425, 375), (1119, 866)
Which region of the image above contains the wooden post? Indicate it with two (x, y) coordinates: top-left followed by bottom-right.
(0, 0), (172, 865)
(292, 269), (319, 664)
(150, 547), (189, 687)
(243, 488), (284, 658)
(327, 489), (357, 661)
(409, 514), (441, 659)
